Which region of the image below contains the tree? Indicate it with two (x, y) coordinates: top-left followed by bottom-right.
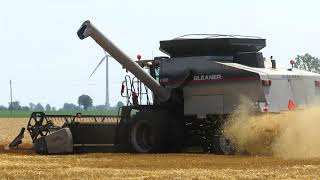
(116, 101), (124, 108)
(29, 103), (35, 111)
(94, 105), (107, 110)
(35, 103), (44, 111)
(45, 104), (51, 111)
(21, 106), (30, 111)
(78, 94), (93, 110)
(62, 103), (80, 111)
(8, 101), (21, 111)
(0, 105), (7, 111)
(295, 54), (320, 73)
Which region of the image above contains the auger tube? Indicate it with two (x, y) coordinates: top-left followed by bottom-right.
(77, 20), (171, 102)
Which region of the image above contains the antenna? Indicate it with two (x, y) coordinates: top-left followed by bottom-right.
(89, 50), (111, 108)
(9, 80), (12, 117)
(105, 51), (110, 109)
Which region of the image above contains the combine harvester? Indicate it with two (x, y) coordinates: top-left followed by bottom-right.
(8, 20), (320, 154)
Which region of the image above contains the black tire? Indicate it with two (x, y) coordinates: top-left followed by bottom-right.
(129, 110), (184, 153)
(210, 134), (237, 155)
(219, 134), (236, 155)
(130, 119), (154, 153)
(130, 113), (170, 153)
(210, 134), (236, 155)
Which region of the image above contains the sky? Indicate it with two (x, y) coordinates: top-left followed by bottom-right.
(0, 0), (320, 108)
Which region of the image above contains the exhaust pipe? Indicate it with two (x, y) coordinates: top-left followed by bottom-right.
(77, 20), (171, 102)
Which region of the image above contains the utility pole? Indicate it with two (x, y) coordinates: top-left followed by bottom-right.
(105, 54), (110, 108)
(10, 80), (12, 117)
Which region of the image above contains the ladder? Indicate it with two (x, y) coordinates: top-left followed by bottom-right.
(121, 75), (151, 106)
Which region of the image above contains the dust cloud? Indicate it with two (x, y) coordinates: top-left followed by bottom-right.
(223, 97), (320, 159)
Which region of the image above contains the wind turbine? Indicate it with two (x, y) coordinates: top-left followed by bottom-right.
(90, 51), (111, 108)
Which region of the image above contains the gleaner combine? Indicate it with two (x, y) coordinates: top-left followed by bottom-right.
(8, 20), (320, 154)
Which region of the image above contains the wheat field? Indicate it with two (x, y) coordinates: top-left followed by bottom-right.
(1, 118), (320, 179)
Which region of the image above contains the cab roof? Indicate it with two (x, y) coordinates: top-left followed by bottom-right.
(160, 34), (266, 58)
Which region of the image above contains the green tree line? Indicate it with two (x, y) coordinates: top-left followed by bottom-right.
(295, 53), (320, 73)
(1, 94), (124, 112)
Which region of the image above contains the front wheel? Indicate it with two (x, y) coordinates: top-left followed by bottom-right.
(130, 120), (154, 153)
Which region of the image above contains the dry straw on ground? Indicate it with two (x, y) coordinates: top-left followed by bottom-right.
(223, 97), (320, 159)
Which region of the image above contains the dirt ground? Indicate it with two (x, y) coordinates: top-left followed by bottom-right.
(1, 118), (320, 179)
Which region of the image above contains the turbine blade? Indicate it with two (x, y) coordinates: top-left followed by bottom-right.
(89, 56), (106, 78)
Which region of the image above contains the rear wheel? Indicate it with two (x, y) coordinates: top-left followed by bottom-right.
(211, 134), (236, 155)
(219, 134), (235, 155)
